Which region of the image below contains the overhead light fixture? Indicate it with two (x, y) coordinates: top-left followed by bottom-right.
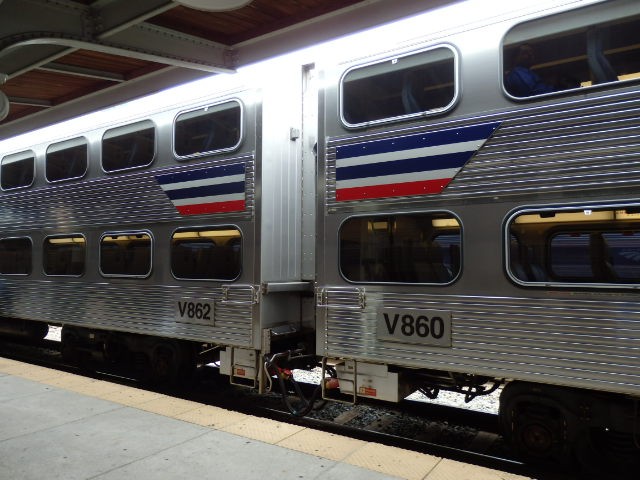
(173, 0), (253, 12)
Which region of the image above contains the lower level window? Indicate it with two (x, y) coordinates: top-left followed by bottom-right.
(100, 232), (152, 277)
(339, 213), (461, 283)
(44, 235), (85, 276)
(508, 206), (640, 285)
(0, 237), (31, 275)
(171, 227), (241, 280)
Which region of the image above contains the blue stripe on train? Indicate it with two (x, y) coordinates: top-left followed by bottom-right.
(336, 151), (471, 181)
(164, 181), (245, 200)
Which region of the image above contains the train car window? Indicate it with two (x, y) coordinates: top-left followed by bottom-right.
(341, 46), (457, 127)
(339, 213), (460, 283)
(174, 100), (242, 158)
(0, 237), (32, 275)
(43, 235), (85, 276)
(100, 232), (152, 277)
(171, 227), (241, 280)
(46, 137), (88, 182)
(102, 120), (155, 172)
(508, 206), (640, 286)
(1, 152), (35, 190)
(503, 1), (640, 99)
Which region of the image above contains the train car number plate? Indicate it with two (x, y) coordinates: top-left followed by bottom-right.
(175, 299), (216, 325)
(376, 308), (451, 346)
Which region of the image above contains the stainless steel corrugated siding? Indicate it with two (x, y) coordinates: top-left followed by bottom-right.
(0, 154), (256, 231)
(0, 155), (257, 344)
(322, 288), (640, 394)
(321, 89), (640, 395)
(0, 280), (255, 345)
(325, 89), (640, 210)
(453, 89), (640, 199)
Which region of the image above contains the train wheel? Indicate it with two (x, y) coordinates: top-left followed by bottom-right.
(60, 328), (80, 365)
(499, 382), (575, 467)
(149, 341), (196, 387)
(133, 351), (152, 380)
(60, 327), (96, 371)
(150, 342), (181, 385)
(511, 402), (566, 460)
(574, 426), (640, 478)
(26, 321), (49, 341)
(103, 334), (125, 365)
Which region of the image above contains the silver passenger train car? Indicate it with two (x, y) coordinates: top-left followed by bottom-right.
(1, 0), (639, 469)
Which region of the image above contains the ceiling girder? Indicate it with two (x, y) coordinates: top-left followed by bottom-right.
(0, 0), (462, 136)
(0, 66), (209, 137)
(90, 0), (177, 38)
(0, 0), (236, 79)
(38, 62), (126, 82)
(6, 97), (52, 108)
(0, 44), (74, 80)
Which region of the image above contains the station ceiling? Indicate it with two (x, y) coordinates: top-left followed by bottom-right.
(0, 0), (456, 140)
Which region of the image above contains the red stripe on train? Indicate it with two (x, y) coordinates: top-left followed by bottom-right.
(176, 200), (246, 215)
(336, 178), (452, 202)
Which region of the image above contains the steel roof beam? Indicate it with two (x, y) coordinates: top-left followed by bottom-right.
(38, 62), (126, 82)
(2, 34), (235, 75)
(91, 0), (177, 38)
(0, 67), (209, 139)
(0, 0), (236, 78)
(99, 23), (236, 73)
(7, 97), (52, 108)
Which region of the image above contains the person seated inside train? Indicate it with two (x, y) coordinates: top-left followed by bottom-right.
(504, 44), (555, 97)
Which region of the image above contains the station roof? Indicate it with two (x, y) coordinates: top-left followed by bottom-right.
(0, 0), (456, 139)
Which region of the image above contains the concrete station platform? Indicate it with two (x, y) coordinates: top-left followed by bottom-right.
(0, 356), (532, 480)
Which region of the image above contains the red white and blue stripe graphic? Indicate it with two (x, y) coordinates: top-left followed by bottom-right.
(335, 122), (500, 202)
(155, 162), (245, 215)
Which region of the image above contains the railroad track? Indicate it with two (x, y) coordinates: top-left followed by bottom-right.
(0, 336), (577, 480)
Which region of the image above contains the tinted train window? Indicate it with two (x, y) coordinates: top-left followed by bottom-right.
(0, 237), (32, 275)
(171, 227), (241, 280)
(341, 46), (457, 127)
(340, 213), (460, 283)
(1, 152), (34, 190)
(508, 207), (640, 285)
(102, 120), (155, 172)
(46, 138), (88, 182)
(174, 101), (242, 158)
(503, 1), (640, 99)
(43, 235), (85, 276)
(100, 232), (152, 277)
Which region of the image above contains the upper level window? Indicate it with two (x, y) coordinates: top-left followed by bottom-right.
(341, 46), (457, 127)
(102, 120), (155, 172)
(43, 235), (85, 276)
(340, 213), (460, 283)
(100, 232), (152, 277)
(171, 227), (241, 280)
(503, 1), (640, 99)
(508, 206), (640, 286)
(0, 237), (31, 275)
(1, 151), (34, 190)
(46, 137), (88, 182)
(174, 100), (242, 158)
